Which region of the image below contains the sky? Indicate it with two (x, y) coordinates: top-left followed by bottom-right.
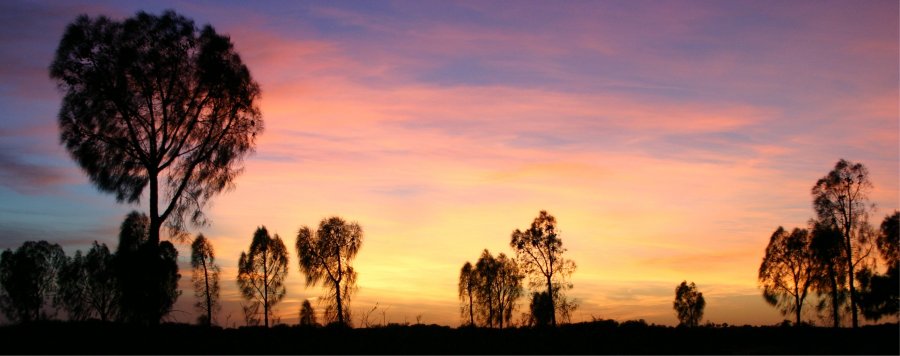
(0, 0), (897, 327)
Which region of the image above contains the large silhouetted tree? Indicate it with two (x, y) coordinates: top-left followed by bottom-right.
(810, 221), (847, 328)
(237, 227), (288, 328)
(296, 217), (363, 326)
(758, 227), (816, 325)
(191, 234), (220, 326)
(458, 262), (476, 326)
(857, 212), (899, 321)
(116, 211), (181, 324)
(673, 281), (705, 327)
(812, 159), (873, 327)
(510, 210), (576, 327)
(50, 10), (263, 245)
(0, 241), (66, 323)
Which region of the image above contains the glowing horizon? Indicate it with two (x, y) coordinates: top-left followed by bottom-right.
(0, 0), (897, 327)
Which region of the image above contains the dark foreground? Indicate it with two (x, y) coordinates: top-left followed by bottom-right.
(2, 320), (897, 354)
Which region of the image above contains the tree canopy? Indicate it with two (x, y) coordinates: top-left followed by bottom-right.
(49, 10), (263, 244)
(510, 210), (576, 326)
(0, 241), (66, 323)
(673, 281), (705, 327)
(237, 227), (288, 328)
(296, 216), (363, 326)
(758, 226), (816, 325)
(191, 234), (220, 326)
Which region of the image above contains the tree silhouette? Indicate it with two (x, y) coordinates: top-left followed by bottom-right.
(458, 262), (476, 326)
(296, 217), (363, 326)
(856, 212), (899, 321)
(812, 159), (874, 327)
(49, 10), (263, 245)
(299, 300), (318, 326)
(758, 227), (816, 325)
(673, 281), (705, 327)
(464, 250), (524, 328)
(55, 250), (90, 321)
(510, 210), (576, 327)
(527, 291), (554, 327)
(83, 241), (118, 321)
(810, 221), (847, 328)
(0, 241), (66, 323)
(237, 227), (288, 328)
(115, 211), (181, 324)
(191, 234), (220, 326)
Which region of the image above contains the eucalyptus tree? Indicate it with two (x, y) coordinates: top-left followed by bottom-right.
(191, 234), (221, 326)
(758, 227), (816, 325)
(296, 217), (363, 326)
(510, 210), (576, 326)
(237, 227), (288, 328)
(673, 281), (705, 327)
(50, 10), (263, 244)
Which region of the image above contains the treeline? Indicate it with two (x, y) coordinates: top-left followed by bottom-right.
(0, 214), (366, 329)
(758, 159), (898, 327)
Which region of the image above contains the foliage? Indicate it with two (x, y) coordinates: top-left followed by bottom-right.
(54, 250), (90, 321)
(115, 211), (181, 324)
(758, 227), (816, 325)
(856, 212), (899, 321)
(809, 221), (847, 328)
(0, 241), (66, 323)
(673, 281), (705, 327)
(296, 217), (363, 326)
(461, 250), (524, 328)
(191, 234), (220, 326)
(510, 210), (576, 326)
(458, 262), (476, 326)
(299, 300), (318, 327)
(811, 159), (874, 327)
(49, 10), (263, 244)
(237, 226), (288, 328)
(527, 291), (553, 327)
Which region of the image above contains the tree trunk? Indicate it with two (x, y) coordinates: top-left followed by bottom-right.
(263, 248), (269, 328)
(829, 265), (840, 328)
(844, 234), (858, 328)
(547, 275), (556, 327)
(203, 258), (212, 326)
(467, 287), (474, 326)
(334, 279), (343, 325)
(149, 174), (161, 245)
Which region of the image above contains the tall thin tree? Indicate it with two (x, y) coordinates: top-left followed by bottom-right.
(191, 234), (220, 326)
(458, 262), (476, 327)
(237, 227), (288, 328)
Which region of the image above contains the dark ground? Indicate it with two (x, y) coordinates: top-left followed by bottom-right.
(1, 320), (897, 354)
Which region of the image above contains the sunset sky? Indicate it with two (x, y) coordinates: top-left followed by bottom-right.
(0, 0), (897, 327)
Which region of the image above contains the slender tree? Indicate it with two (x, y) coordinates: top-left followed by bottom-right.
(812, 159), (873, 327)
(296, 217), (363, 326)
(758, 227), (816, 325)
(810, 220), (847, 328)
(458, 262), (476, 326)
(494, 253), (524, 329)
(54, 250), (90, 321)
(856, 212), (899, 321)
(191, 234), (220, 326)
(510, 210), (576, 327)
(0, 241), (66, 323)
(237, 227), (288, 328)
(83, 241), (118, 321)
(673, 281), (705, 327)
(299, 300), (318, 326)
